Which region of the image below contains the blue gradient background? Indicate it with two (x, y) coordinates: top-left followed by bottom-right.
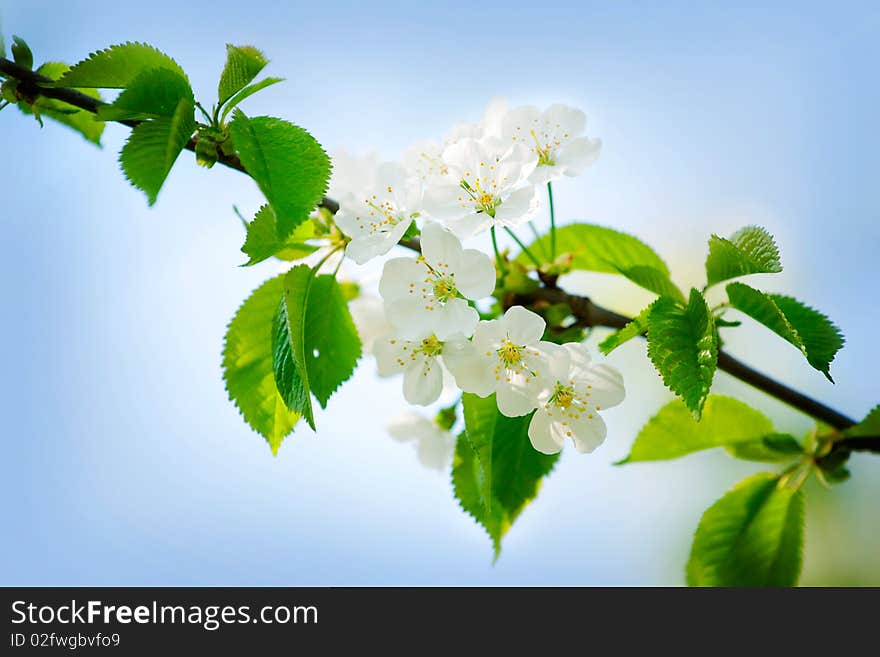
(1, 1), (878, 585)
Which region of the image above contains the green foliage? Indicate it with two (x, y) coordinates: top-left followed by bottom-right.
(16, 62), (104, 145)
(453, 395), (559, 558)
(705, 225), (782, 287)
(687, 473), (805, 586)
(223, 275), (299, 455)
(272, 265), (362, 429)
(11, 35), (33, 69)
(724, 434), (804, 463)
(229, 111), (331, 238)
(646, 289), (717, 418)
(119, 97), (195, 205)
(844, 405), (880, 438)
(219, 77), (284, 123)
(218, 45), (268, 107)
(97, 68), (193, 121)
(57, 42), (187, 88)
(241, 205), (319, 266)
(615, 265), (685, 303)
(620, 395), (774, 463)
(726, 282), (843, 381)
(519, 223), (670, 274)
(598, 307), (650, 355)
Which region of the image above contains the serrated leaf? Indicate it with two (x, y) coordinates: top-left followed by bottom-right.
(304, 275), (362, 407)
(724, 433), (804, 463)
(619, 395), (774, 463)
(615, 264), (685, 303)
(272, 265), (361, 428)
(16, 62), (105, 145)
(771, 294), (844, 382)
(118, 97), (195, 205)
(96, 67), (193, 121)
(218, 44), (268, 107)
(229, 111), (331, 239)
(223, 275), (299, 455)
(705, 225), (782, 287)
(517, 223), (670, 275)
(646, 289), (717, 418)
(11, 36), (33, 70)
(273, 265), (315, 429)
(687, 473), (805, 587)
(726, 282), (843, 381)
(844, 405), (880, 438)
(598, 306), (650, 355)
(452, 399), (559, 559)
(57, 42), (187, 88)
(220, 77), (284, 123)
(241, 205), (318, 266)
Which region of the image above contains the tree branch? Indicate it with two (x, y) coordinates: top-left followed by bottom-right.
(2, 56), (871, 450)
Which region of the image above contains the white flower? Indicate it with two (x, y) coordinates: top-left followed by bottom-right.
(374, 332), (461, 406)
(528, 342), (624, 455)
(379, 222), (495, 340)
(501, 104), (601, 184)
(421, 137), (540, 238)
(327, 149), (378, 200)
(335, 162), (421, 265)
(387, 412), (455, 470)
(445, 306), (558, 417)
(348, 293), (392, 355)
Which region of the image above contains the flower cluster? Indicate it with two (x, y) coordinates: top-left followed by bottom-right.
(337, 101), (623, 458)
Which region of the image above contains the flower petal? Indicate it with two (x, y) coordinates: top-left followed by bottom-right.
(379, 257), (428, 302)
(528, 410), (565, 454)
(557, 136), (601, 176)
(443, 340), (496, 397)
(417, 431), (453, 470)
(455, 249), (496, 300)
(496, 379), (538, 417)
(403, 355), (443, 405)
(385, 298), (436, 340)
(494, 186), (540, 227)
(580, 364), (626, 409)
(373, 334), (412, 376)
(434, 298), (479, 340)
(503, 305), (546, 344)
(421, 222), (463, 272)
(568, 412), (608, 454)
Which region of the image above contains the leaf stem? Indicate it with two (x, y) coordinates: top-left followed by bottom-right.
(490, 226), (505, 272)
(547, 181), (557, 259)
(503, 226), (542, 268)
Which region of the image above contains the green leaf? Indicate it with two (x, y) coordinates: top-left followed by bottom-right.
(598, 306), (650, 355)
(218, 45), (268, 107)
(223, 275), (299, 455)
(220, 77), (284, 123)
(118, 97), (195, 205)
(11, 36), (33, 70)
(57, 42), (187, 88)
(96, 67), (193, 121)
(724, 433), (804, 463)
(844, 405), (880, 438)
(273, 265), (315, 429)
(518, 223), (670, 275)
(229, 111), (331, 239)
(615, 265), (685, 303)
(646, 289), (717, 418)
(452, 399), (559, 559)
(241, 205), (318, 266)
(304, 275), (362, 408)
(726, 282), (843, 381)
(619, 395), (774, 463)
(16, 62), (105, 145)
(687, 473), (805, 587)
(272, 265), (362, 428)
(705, 225), (782, 287)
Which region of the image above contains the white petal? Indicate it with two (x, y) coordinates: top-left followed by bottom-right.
(443, 341), (496, 397)
(421, 182), (468, 221)
(580, 364), (626, 409)
(385, 298), (436, 340)
(503, 306), (546, 344)
(562, 342), (593, 376)
(346, 232), (398, 265)
(494, 186), (540, 227)
(373, 334), (411, 376)
(543, 104), (586, 136)
(557, 136), (601, 176)
(547, 344), (573, 381)
(387, 412), (432, 443)
(446, 211), (492, 239)
(421, 222), (463, 272)
(455, 249), (496, 300)
(434, 298), (479, 340)
(471, 318), (506, 349)
(379, 257), (428, 302)
(403, 355), (443, 405)
(528, 410), (565, 454)
(496, 380), (539, 417)
(568, 412), (608, 453)
(417, 432), (453, 470)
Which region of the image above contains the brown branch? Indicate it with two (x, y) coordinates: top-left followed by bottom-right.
(2, 56), (872, 451)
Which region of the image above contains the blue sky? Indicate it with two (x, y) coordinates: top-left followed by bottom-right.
(1, 0), (879, 584)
